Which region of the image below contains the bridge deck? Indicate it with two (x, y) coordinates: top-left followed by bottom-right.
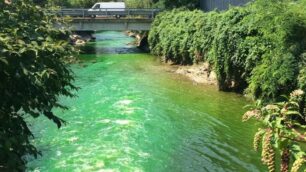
(57, 8), (160, 18)
(56, 8), (160, 31)
(67, 18), (153, 31)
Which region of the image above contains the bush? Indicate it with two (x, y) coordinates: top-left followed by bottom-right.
(148, 0), (306, 101)
(242, 0), (306, 101)
(149, 9), (212, 64)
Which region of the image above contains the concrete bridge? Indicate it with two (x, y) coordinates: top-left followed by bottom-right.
(56, 8), (160, 31)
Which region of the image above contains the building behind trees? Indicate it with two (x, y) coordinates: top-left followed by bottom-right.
(200, 0), (251, 11)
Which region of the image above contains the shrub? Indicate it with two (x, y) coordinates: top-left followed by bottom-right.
(148, 0), (306, 101)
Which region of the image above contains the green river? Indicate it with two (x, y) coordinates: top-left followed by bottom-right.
(27, 31), (265, 172)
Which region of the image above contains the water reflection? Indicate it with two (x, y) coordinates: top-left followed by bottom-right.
(80, 31), (143, 55)
(81, 46), (143, 54)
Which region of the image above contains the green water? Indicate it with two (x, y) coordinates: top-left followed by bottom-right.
(27, 31), (265, 172)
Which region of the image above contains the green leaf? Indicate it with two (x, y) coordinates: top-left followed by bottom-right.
(275, 118), (283, 129)
(17, 39), (25, 45)
(285, 111), (302, 118)
(0, 57), (8, 65)
(19, 47), (26, 54)
(22, 67), (28, 75)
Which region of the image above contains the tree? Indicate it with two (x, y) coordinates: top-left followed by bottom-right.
(0, 0), (77, 171)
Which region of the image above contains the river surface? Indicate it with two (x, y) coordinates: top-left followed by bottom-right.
(27, 31), (265, 172)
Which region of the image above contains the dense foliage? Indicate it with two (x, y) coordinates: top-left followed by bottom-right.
(148, 0), (306, 101)
(149, 0), (306, 171)
(0, 0), (76, 171)
(243, 90), (306, 172)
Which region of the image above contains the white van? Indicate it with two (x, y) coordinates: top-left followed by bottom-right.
(88, 2), (125, 11)
(88, 2), (126, 18)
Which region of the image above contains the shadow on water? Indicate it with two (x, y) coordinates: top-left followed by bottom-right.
(81, 46), (143, 54)
(80, 31), (144, 55)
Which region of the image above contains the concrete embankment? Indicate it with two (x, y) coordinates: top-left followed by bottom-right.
(126, 31), (150, 52)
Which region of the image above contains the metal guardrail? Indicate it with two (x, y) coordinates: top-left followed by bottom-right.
(56, 8), (161, 19)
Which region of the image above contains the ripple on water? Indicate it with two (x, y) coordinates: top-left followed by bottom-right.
(114, 119), (133, 125)
(112, 99), (137, 115)
(27, 31), (264, 172)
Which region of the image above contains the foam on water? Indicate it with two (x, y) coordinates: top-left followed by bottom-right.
(114, 120), (132, 125)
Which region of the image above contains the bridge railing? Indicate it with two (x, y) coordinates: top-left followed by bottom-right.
(55, 8), (161, 19)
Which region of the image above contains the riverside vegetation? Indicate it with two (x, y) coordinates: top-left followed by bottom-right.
(0, 0), (77, 171)
(1, 0), (305, 171)
(148, 0), (306, 171)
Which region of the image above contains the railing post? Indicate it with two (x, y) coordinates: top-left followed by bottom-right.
(82, 8), (85, 19)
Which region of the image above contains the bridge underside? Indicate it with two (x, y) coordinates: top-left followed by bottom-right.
(68, 18), (153, 31)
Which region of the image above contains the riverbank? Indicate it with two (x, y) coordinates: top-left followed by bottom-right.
(126, 31), (218, 85)
(70, 31), (96, 46)
(163, 62), (217, 85)
(148, 3), (306, 100)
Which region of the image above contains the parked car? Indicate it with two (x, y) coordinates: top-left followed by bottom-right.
(88, 2), (126, 18)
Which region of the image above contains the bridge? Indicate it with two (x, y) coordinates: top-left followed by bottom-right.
(56, 8), (160, 31)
